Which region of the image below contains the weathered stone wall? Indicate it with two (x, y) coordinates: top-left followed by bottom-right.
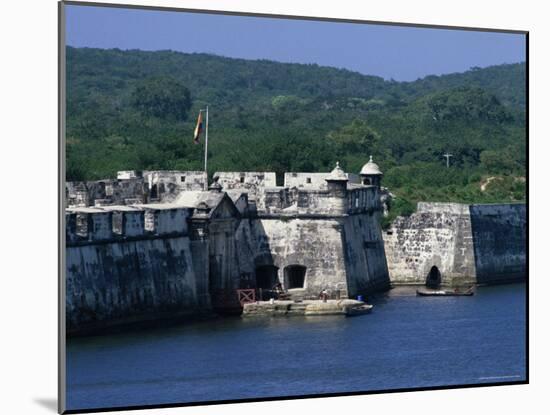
(284, 172), (360, 189)
(347, 186), (381, 214)
(188, 218), (211, 309)
(234, 210), (390, 298)
(235, 218), (349, 298)
(66, 178), (147, 208)
(261, 187), (347, 215)
(208, 218), (241, 307)
(65, 167), (392, 331)
(143, 170), (208, 201)
(383, 202), (526, 286)
(343, 213), (391, 295)
(469, 204), (526, 284)
(66, 237), (204, 334)
(65, 207), (210, 334)
(66, 171), (207, 208)
(215, 172), (276, 203)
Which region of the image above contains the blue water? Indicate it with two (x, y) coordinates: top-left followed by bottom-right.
(66, 284), (526, 411)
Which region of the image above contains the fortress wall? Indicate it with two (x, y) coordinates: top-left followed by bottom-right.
(383, 203), (476, 285)
(261, 188), (348, 215)
(208, 219), (240, 297)
(120, 210), (144, 237)
(66, 178), (147, 208)
(469, 204), (526, 284)
(67, 207), (192, 241)
(66, 236), (205, 334)
(141, 207), (189, 235)
(384, 202), (526, 286)
(65, 207), (209, 333)
(343, 213), (391, 296)
(189, 222), (211, 309)
(143, 171), (208, 201)
(88, 211), (113, 240)
(66, 172), (207, 208)
(347, 186), (380, 213)
(284, 172), (360, 189)
(235, 218), (349, 298)
(215, 172), (276, 203)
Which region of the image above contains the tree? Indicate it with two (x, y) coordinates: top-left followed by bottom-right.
(480, 147), (521, 174)
(131, 77), (192, 121)
(327, 119), (381, 154)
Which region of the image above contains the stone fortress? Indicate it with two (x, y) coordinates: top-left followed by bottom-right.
(65, 157), (526, 334)
(65, 158), (391, 333)
(383, 202), (526, 287)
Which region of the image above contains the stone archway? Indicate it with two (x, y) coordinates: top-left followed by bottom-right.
(284, 265), (307, 289)
(426, 265), (442, 288)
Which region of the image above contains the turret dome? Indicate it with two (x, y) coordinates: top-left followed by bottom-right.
(326, 161), (348, 181)
(360, 155), (383, 176)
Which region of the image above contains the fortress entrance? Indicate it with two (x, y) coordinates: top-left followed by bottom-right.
(426, 265), (442, 288)
(255, 265), (279, 289)
(284, 265), (306, 289)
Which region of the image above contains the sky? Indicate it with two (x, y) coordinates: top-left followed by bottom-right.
(65, 4), (526, 82)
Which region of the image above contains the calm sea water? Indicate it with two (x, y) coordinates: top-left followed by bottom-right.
(66, 284), (526, 411)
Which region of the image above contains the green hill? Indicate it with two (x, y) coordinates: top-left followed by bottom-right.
(65, 46), (526, 221)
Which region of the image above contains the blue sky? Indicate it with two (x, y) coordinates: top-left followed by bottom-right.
(66, 4), (526, 81)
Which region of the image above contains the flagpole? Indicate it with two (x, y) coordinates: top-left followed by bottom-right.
(204, 105), (209, 190)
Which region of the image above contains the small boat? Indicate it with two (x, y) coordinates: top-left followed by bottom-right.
(345, 304), (374, 316)
(416, 288), (474, 297)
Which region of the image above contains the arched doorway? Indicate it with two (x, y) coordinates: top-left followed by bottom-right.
(255, 265), (279, 289)
(426, 265), (442, 288)
(284, 265), (307, 289)
(150, 184), (158, 199)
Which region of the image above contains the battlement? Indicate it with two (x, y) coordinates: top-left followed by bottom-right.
(417, 202), (471, 215)
(66, 170), (208, 208)
(66, 177), (147, 208)
(67, 160), (385, 217)
(256, 184), (380, 216)
(347, 186), (381, 214)
(214, 171), (276, 200)
(143, 170), (207, 201)
(66, 205), (192, 244)
(284, 172), (360, 188)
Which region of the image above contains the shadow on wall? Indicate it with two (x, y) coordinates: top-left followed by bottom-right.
(235, 219), (314, 301)
(237, 218), (279, 301)
(469, 204), (527, 284)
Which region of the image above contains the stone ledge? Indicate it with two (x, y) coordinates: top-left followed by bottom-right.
(242, 299), (364, 317)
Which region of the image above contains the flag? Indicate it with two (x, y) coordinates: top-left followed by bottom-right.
(193, 111), (203, 144)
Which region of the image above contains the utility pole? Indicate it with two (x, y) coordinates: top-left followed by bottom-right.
(443, 152), (453, 168)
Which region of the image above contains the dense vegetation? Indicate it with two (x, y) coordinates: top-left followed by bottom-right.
(66, 47), (526, 222)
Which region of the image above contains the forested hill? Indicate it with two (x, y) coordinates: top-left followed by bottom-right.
(66, 46), (526, 221)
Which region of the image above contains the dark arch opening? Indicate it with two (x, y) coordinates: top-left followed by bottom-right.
(426, 265), (442, 288)
(363, 177), (371, 185)
(150, 184), (158, 199)
(284, 265), (307, 289)
(255, 265), (279, 289)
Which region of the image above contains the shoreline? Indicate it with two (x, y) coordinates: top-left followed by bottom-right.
(66, 280), (526, 338)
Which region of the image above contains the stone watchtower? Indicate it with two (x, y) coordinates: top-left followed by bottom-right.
(360, 155), (383, 189)
(325, 162), (349, 214)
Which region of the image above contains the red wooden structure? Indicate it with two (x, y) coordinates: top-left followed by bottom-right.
(236, 289), (256, 306)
